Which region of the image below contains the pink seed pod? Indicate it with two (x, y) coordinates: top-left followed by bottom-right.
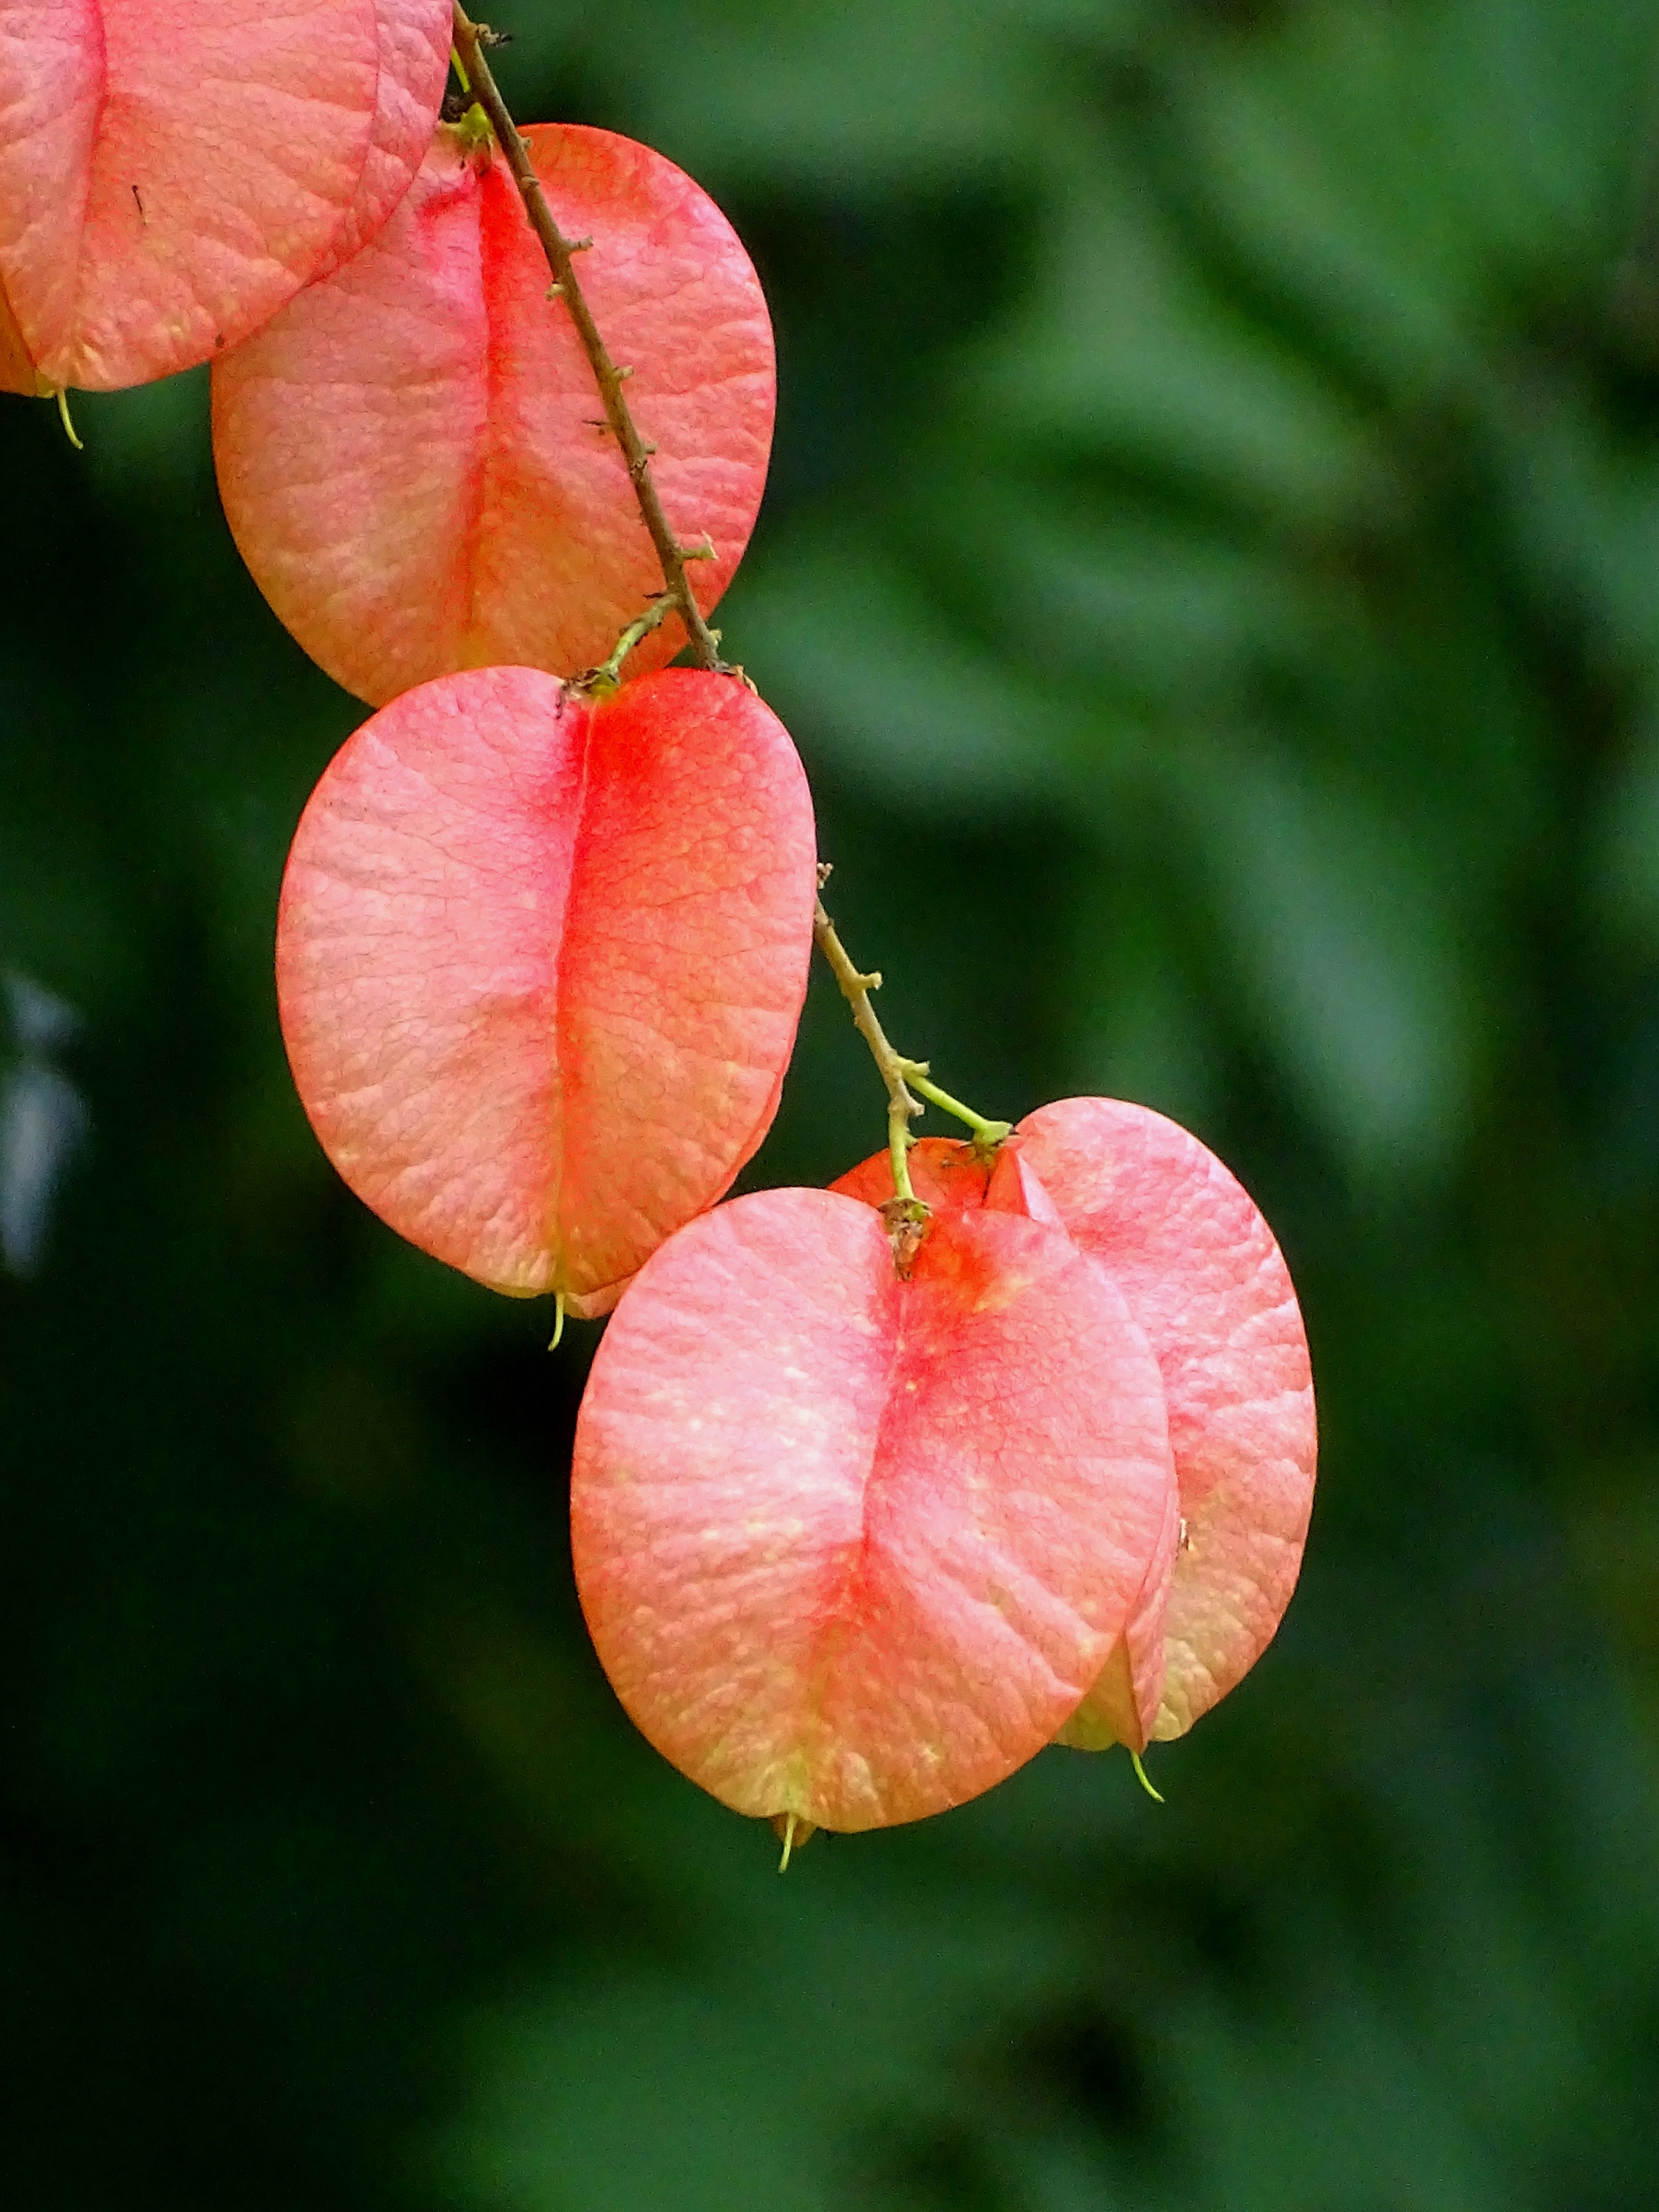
(0, 0), (452, 394)
(571, 1191), (1178, 1835)
(212, 121), (775, 704)
(832, 1101), (1318, 1749)
(277, 665), (817, 1314)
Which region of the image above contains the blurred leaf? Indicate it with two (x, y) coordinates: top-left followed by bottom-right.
(729, 529), (1111, 814)
(510, 0), (1109, 188)
(1057, 845), (1224, 1130)
(1593, 703), (1659, 944)
(1174, 739), (1478, 1172)
(965, 137), (1387, 525)
(1169, 0), (1653, 394)
(972, 490), (1351, 712)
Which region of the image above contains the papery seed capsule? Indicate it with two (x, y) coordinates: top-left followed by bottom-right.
(277, 665), (816, 1314)
(0, 0), (451, 394)
(212, 121), (775, 704)
(832, 1101), (1318, 1747)
(571, 1191), (1178, 1833)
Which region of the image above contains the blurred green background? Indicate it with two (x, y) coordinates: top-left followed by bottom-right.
(7, 0), (1659, 2204)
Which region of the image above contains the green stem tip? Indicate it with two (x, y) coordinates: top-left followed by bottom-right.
(54, 388), (83, 452)
(1129, 1749), (1164, 1804)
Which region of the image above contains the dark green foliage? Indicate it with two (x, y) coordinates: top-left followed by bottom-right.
(5, 1), (1659, 2205)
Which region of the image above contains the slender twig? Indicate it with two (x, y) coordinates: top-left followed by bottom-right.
(450, 4), (725, 673)
(811, 888), (925, 1205)
(907, 1072), (1011, 1147)
(587, 593), (678, 690)
(813, 877), (1013, 1228)
(450, 12), (1004, 1178)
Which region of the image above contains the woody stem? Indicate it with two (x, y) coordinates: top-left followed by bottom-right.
(450, 5), (725, 672)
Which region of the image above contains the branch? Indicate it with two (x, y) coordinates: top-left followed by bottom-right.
(584, 592), (678, 691)
(812, 885), (925, 1206)
(450, 5), (725, 674)
(812, 872), (1012, 1222)
(450, 15), (1010, 1189)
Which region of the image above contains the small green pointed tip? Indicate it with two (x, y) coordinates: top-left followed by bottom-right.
(457, 101), (493, 155)
(1130, 1750), (1164, 1804)
(548, 1291), (566, 1352)
(54, 388), (83, 452)
(777, 1813), (797, 1874)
